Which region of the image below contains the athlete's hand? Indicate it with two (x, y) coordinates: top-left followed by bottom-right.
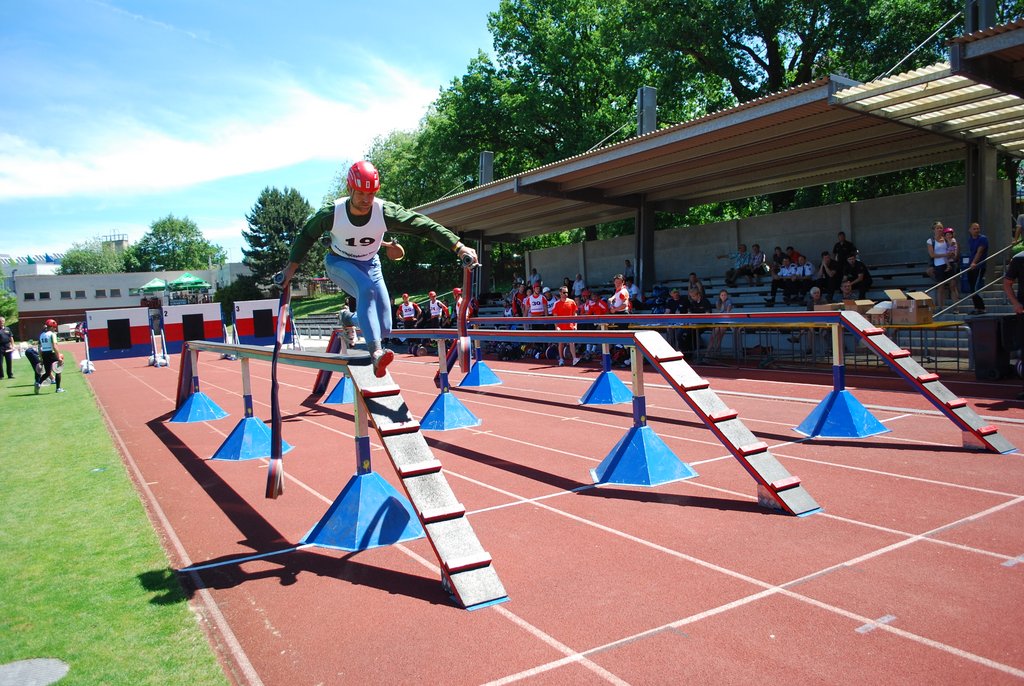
(383, 239), (405, 261)
(457, 244), (478, 268)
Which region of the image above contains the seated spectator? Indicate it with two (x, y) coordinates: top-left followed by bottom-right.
(687, 272), (706, 297)
(765, 256), (794, 306)
(624, 277), (644, 310)
(707, 288), (733, 353)
(683, 287), (713, 351)
(843, 253), (873, 300)
(718, 244), (751, 288)
(770, 246), (786, 274)
(745, 243), (769, 285)
(662, 287), (687, 350)
(814, 251), (841, 301)
(794, 254), (814, 300)
(786, 245), (804, 265)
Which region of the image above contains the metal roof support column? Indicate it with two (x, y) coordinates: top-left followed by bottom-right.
(965, 143), (1001, 237)
(636, 196), (655, 296)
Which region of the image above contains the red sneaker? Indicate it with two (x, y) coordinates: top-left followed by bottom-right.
(372, 348), (394, 378)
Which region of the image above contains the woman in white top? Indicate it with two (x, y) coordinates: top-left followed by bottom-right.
(927, 221), (951, 307)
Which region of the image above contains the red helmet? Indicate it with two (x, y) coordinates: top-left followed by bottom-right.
(401, 293), (409, 299)
(347, 161), (380, 193)
(428, 291), (436, 298)
(45, 319), (57, 328)
(453, 287), (462, 295)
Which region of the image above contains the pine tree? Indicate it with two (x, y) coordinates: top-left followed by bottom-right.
(241, 187), (317, 286)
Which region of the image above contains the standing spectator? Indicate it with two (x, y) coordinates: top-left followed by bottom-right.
(572, 273), (586, 299)
(718, 244), (751, 288)
(37, 318), (64, 394)
(582, 289), (608, 359)
(608, 274), (631, 313)
(528, 268), (542, 288)
(0, 316), (14, 380)
(421, 291), (450, 328)
(965, 222), (989, 314)
(707, 289), (733, 353)
(622, 259), (635, 281)
(815, 251), (841, 301)
(512, 283), (528, 317)
(833, 231), (857, 264)
(927, 221), (952, 307)
(551, 287), (581, 366)
(944, 226), (961, 303)
(843, 253), (873, 300)
(524, 284), (547, 322)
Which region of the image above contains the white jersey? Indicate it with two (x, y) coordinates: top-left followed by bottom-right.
(39, 330), (56, 352)
(330, 197), (387, 260)
(399, 302), (418, 320)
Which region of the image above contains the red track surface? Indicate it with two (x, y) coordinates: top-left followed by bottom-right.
(80, 342), (1024, 685)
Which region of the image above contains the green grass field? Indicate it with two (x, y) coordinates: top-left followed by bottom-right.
(0, 350), (229, 685)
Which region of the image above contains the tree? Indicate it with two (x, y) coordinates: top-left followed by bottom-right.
(241, 187), (316, 286)
(214, 274), (264, 320)
(126, 215), (227, 272)
(58, 239), (127, 275)
(0, 289), (16, 323)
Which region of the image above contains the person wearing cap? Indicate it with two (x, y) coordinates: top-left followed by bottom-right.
(422, 291), (450, 329)
(277, 160), (478, 377)
(37, 319), (64, 394)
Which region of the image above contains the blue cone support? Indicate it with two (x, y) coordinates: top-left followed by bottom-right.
(300, 472), (424, 551)
(323, 375), (354, 404)
(169, 391), (228, 423)
(591, 425), (698, 486)
(795, 365), (888, 438)
(459, 360), (502, 387)
(580, 370), (632, 405)
(420, 391), (482, 431)
(210, 416), (293, 460)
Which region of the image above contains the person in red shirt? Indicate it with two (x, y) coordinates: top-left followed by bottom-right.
(551, 286), (581, 366)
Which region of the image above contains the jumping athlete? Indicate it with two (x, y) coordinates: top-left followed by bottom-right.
(278, 161), (478, 377)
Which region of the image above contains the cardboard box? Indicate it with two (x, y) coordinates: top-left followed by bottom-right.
(865, 304), (890, 326)
(842, 299), (875, 314)
(890, 291), (933, 325)
(883, 289), (907, 301)
(813, 303), (843, 311)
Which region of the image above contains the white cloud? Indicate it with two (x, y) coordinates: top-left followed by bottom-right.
(0, 58), (437, 202)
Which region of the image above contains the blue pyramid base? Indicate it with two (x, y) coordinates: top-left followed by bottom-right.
(300, 472), (424, 551)
(580, 370), (632, 405)
(323, 375), (354, 404)
(210, 416), (293, 460)
(169, 392), (228, 423)
(590, 425), (698, 486)
(459, 361), (502, 387)
(795, 389), (889, 438)
(420, 391), (482, 431)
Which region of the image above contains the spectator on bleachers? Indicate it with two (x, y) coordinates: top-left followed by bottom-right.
(662, 287), (687, 350)
(707, 289), (733, 354)
(718, 244), (751, 288)
(511, 283), (528, 317)
(746, 244), (769, 285)
(528, 268), (542, 288)
(625, 276), (644, 310)
(684, 272), (704, 297)
(683, 287), (713, 351)
(623, 259), (635, 281)
(770, 246), (786, 273)
(815, 251), (841, 301)
(843, 252), (873, 300)
(965, 222), (989, 314)
(833, 231), (857, 264)
(765, 256), (794, 307)
(927, 221), (952, 307)
(797, 286), (830, 354)
(572, 273), (586, 299)
(786, 245), (803, 264)
(581, 289), (608, 359)
(795, 254), (815, 299)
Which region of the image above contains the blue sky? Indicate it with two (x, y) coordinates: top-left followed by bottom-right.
(0, 0), (500, 263)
